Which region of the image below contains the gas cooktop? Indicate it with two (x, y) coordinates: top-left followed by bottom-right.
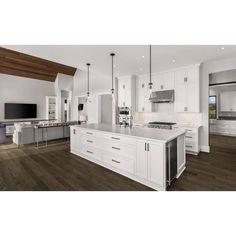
(148, 122), (176, 125)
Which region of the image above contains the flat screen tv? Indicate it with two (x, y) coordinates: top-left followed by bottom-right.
(5, 103), (37, 119)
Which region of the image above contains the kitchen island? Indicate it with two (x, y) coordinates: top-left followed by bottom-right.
(70, 124), (186, 191)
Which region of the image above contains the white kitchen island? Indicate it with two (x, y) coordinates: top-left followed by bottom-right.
(70, 124), (186, 191)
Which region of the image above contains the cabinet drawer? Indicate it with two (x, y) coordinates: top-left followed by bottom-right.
(104, 134), (136, 145)
(185, 142), (197, 152)
(81, 135), (103, 149)
(185, 132), (196, 141)
(104, 140), (135, 159)
(102, 152), (134, 174)
(79, 129), (101, 138)
(81, 145), (102, 161)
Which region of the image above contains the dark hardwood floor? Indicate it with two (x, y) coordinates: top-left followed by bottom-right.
(0, 135), (235, 191)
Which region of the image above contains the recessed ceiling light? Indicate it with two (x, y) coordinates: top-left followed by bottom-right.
(221, 47), (225, 50)
(142, 55), (145, 58)
(172, 59), (176, 63)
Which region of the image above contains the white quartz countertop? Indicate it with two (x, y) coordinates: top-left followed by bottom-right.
(73, 123), (186, 143)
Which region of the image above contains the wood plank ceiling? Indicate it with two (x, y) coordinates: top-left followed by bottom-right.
(0, 47), (77, 82)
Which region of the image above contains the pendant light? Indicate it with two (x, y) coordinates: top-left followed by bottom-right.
(110, 53), (115, 97)
(86, 63), (90, 98)
(148, 45), (153, 95)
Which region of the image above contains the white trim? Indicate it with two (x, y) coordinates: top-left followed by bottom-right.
(200, 145), (210, 153)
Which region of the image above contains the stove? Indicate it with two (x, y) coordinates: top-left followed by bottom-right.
(147, 122), (176, 130)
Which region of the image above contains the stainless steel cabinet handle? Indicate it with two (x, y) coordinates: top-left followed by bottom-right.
(161, 85), (164, 90)
(112, 159), (120, 164)
(86, 132), (93, 135)
(73, 129), (76, 134)
(186, 145), (193, 148)
(185, 136), (192, 138)
(111, 137), (120, 140)
(184, 77), (188, 82)
(87, 140), (93, 143)
(184, 107), (188, 112)
(147, 143), (150, 152)
(145, 143), (147, 151)
(86, 150), (93, 154)
(112, 147), (120, 150)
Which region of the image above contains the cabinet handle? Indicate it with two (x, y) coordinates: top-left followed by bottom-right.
(145, 143), (147, 151)
(184, 107), (188, 112)
(185, 136), (192, 138)
(111, 137), (120, 140)
(86, 150), (93, 154)
(73, 129), (76, 134)
(142, 107), (144, 112)
(86, 132), (93, 135)
(147, 143), (150, 152)
(186, 145), (193, 148)
(112, 159), (120, 164)
(142, 83), (145, 88)
(87, 140), (93, 143)
(112, 147), (120, 150)
(123, 85), (125, 89)
(161, 85), (164, 90)
(184, 77), (188, 82)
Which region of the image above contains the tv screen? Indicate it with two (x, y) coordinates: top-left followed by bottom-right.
(5, 103), (37, 119)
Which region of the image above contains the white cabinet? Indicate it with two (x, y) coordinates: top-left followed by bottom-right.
(136, 75), (151, 112)
(174, 65), (200, 112)
(46, 96), (58, 120)
(70, 127), (81, 153)
(136, 140), (164, 186)
(153, 71), (175, 91)
(220, 91), (236, 111)
(117, 76), (136, 110)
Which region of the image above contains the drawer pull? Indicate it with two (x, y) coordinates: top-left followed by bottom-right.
(186, 129), (193, 132)
(112, 159), (120, 164)
(186, 145), (193, 148)
(185, 136), (192, 138)
(112, 147), (120, 150)
(111, 137), (120, 140)
(86, 150), (93, 154)
(87, 140), (93, 143)
(86, 132), (93, 135)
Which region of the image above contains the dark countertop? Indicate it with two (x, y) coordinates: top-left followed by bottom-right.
(218, 116), (236, 121)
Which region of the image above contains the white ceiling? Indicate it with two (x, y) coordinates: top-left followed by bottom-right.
(3, 45), (236, 77)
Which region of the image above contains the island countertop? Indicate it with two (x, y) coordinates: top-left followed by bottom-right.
(72, 123), (185, 143)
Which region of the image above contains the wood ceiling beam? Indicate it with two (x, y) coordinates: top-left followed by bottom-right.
(0, 47), (77, 77)
(0, 66), (56, 82)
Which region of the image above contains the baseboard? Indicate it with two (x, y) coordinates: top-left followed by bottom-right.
(200, 145), (210, 153)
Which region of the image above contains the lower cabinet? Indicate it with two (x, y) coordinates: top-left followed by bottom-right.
(136, 140), (164, 187)
(70, 127), (81, 153)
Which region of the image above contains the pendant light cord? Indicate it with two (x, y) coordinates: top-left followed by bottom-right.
(149, 45), (153, 89)
(110, 53), (115, 93)
(86, 63), (90, 96)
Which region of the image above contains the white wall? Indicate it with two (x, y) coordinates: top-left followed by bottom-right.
(72, 69), (111, 120)
(200, 56), (236, 151)
(0, 74), (55, 120)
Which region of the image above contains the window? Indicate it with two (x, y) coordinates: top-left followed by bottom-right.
(209, 95), (217, 119)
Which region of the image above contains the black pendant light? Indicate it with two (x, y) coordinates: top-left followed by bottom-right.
(86, 63), (90, 97)
(110, 53), (115, 94)
(148, 45), (153, 91)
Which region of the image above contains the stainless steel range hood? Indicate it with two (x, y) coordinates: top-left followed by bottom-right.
(149, 90), (175, 103)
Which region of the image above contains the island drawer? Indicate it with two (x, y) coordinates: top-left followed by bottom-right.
(79, 129), (103, 138)
(104, 133), (136, 145)
(104, 140), (136, 159)
(81, 145), (102, 161)
(102, 152), (134, 174)
(185, 132), (196, 141)
(81, 135), (103, 149)
(185, 141), (197, 152)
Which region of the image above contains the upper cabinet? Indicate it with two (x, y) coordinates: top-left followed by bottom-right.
(152, 71), (175, 91)
(117, 75), (136, 111)
(136, 75), (152, 112)
(174, 65), (200, 112)
(220, 91), (236, 112)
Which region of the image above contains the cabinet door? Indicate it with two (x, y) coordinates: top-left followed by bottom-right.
(177, 134), (185, 174)
(70, 127), (80, 153)
(163, 71), (174, 90)
(118, 78), (126, 107)
(136, 140), (148, 179)
(148, 142), (164, 186)
(220, 92), (233, 111)
(87, 95), (99, 123)
(124, 79), (131, 107)
(174, 83), (186, 112)
(186, 81), (200, 112)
